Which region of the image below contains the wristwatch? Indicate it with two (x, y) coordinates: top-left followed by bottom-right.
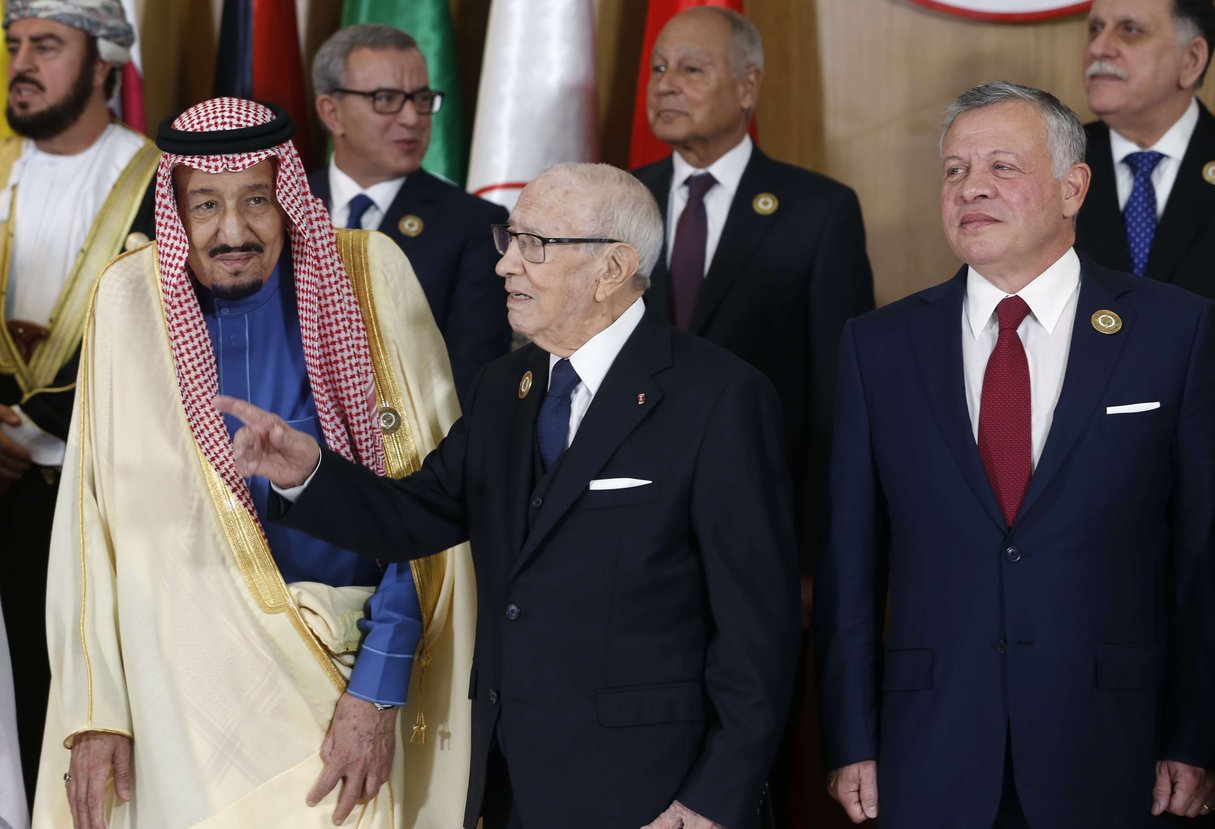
(373, 702), (398, 711)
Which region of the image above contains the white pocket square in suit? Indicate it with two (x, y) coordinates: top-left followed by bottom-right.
(1106, 401), (1161, 414)
(588, 478), (653, 490)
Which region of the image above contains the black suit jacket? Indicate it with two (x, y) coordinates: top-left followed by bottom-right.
(1077, 100), (1215, 300)
(632, 148), (874, 568)
(282, 317), (802, 829)
(308, 168), (510, 403)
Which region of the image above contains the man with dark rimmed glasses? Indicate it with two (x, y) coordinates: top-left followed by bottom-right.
(310, 23), (509, 405)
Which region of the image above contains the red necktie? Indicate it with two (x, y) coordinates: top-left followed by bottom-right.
(978, 295), (1032, 526)
(669, 173), (716, 329)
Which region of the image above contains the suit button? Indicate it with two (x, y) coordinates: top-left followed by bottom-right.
(994, 640), (1008, 654)
(488, 689), (499, 705)
(1004, 546), (1022, 562)
(530, 496), (543, 509)
(505, 603), (520, 620)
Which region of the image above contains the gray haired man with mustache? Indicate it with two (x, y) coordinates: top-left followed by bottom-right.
(1076, 0), (1215, 300)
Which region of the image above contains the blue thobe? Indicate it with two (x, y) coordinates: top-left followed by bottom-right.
(199, 253), (421, 705)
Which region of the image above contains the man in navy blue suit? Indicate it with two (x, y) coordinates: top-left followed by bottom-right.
(219, 162), (801, 829)
(816, 82), (1215, 828)
(310, 24), (509, 404)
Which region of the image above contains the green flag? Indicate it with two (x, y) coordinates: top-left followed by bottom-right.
(342, 0), (466, 185)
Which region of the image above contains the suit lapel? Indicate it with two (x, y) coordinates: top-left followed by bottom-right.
(690, 149), (782, 333)
(506, 347), (550, 557)
(511, 320), (670, 578)
(1080, 123), (1131, 271)
(1017, 263), (1133, 524)
(909, 270), (1007, 531)
(1147, 102), (1215, 284)
(637, 160), (674, 323)
(378, 170), (438, 239)
(307, 169), (333, 211)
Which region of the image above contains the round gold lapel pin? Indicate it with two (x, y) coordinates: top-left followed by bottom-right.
(1091, 309), (1123, 335)
(752, 192), (779, 216)
(1204, 162), (1215, 186)
(398, 214), (424, 237)
(379, 406), (402, 435)
(518, 370), (533, 399)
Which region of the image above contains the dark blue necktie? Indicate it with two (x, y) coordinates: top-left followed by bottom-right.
(536, 359), (581, 470)
(345, 193), (375, 229)
(1123, 150), (1164, 276)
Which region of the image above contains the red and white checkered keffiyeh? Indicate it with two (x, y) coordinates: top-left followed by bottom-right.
(155, 97), (384, 519)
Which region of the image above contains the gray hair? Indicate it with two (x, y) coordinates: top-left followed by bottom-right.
(941, 81), (1085, 179)
(536, 163), (663, 289)
(312, 23), (419, 96)
(690, 6), (764, 76)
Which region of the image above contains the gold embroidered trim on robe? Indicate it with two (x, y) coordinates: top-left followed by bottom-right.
(0, 130), (159, 396)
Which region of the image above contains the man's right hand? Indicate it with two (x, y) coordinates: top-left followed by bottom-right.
(0, 403), (32, 494)
(827, 760), (879, 823)
(67, 731), (133, 829)
(214, 395), (320, 488)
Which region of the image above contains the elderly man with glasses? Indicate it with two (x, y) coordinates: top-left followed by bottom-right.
(311, 23), (509, 405)
(220, 161), (802, 829)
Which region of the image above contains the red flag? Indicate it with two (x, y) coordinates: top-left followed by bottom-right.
(120, 63), (145, 132)
(215, 0), (313, 166)
(628, 0), (750, 169)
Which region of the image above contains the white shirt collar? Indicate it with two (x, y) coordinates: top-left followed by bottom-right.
(965, 247), (1081, 339)
(549, 298), (646, 395)
(671, 134), (752, 199)
(327, 157), (407, 217)
(1110, 97), (1199, 164)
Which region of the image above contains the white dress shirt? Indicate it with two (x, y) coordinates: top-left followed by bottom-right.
(962, 248), (1081, 469)
(1108, 98), (1199, 218)
(327, 159), (407, 229)
(550, 297), (645, 448)
(665, 134), (753, 272)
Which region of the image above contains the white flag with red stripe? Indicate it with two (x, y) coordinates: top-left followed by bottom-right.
(466, 0), (599, 210)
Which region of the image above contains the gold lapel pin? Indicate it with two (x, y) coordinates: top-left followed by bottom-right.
(398, 214), (424, 237)
(636, 393), (646, 406)
(518, 370), (533, 399)
(379, 406), (402, 435)
(752, 192), (779, 216)
(1204, 162), (1215, 186)
(1091, 309), (1123, 335)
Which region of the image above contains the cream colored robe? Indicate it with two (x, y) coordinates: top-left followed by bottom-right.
(32, 231), (476, 828)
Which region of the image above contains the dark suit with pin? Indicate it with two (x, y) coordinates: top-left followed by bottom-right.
(1076, 101), (1215, 300)
(632, 148), (874, 567)
(816, 256), (1215, 828)
(309, 168), (510, 402)
(277, 316), (802, 829)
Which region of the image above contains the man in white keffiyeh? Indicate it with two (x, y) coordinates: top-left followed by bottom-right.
(33, 97), (475, 829)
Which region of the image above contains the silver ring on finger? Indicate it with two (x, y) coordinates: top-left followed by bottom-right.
(63, 771), (71, 783)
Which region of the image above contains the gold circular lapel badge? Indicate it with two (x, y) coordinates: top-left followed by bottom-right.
(518, 370), (533, 399)
(1204, 162), (1215, 186)
(1091, 309), (1123, 335)
(398, 214), (424, 237)
(752, 192), (779, 216)
(379, 406), (402, 435)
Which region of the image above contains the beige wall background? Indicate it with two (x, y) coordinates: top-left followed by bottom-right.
(134, 0), (1215, 308)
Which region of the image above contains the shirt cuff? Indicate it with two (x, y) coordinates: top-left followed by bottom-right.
(347, 650), (415, 707)
(270, 452), (322, 502)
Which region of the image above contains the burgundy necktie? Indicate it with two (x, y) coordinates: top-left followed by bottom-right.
(669, 173), (716, 329)
(978, 295), (1032, 526)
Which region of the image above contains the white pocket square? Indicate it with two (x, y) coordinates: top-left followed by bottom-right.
(588, 478), (653, 490)
(1106, 401), (1160, 415)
